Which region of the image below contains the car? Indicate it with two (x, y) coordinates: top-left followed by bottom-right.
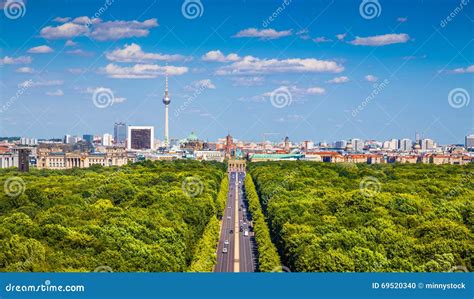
(244, 230), (249, 237)
(224, 240), (229, 245)
(229, 229), (233, 234)
(222, 247), (228, 253)
(238, 208), (241, 211)
(227, 216), (231, 219)
(228, 206), (231, 209)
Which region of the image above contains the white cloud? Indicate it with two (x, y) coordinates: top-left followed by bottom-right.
(68, 68), (87, 74)
(397, 17), (408, 23)
(27, 45), (54, 54)
(313, 36), (332, 43)
(231, 76), (265, 86)
(66, 49), (94, 57)
(40, 18), (158, 41)
(201, 50), (240, 62)
(106, 43), (186, 63)
(0, 56), (32, 65)
(65, 40), (77, 47)
(46, 89), (64, 96)
(306, 87), (326, 94)
(349, 33), (410, 46)
(336, 33), (347, 41)
(54, 17), (71, 23)
(326, 76), (349, 84)
(216, 56), (344, 75)
(20, 80), (63, 88)
(40, 22), (89, 39)
(449, 65), (474, 74)
(234, 28), (292, 40)
(15, 67), (34, 73)
(101, 63), (188, 79)
(187, 79), (216, 90)
(365, 75), (378, 82)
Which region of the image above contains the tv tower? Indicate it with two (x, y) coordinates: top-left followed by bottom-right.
(163, 74), (170, 147)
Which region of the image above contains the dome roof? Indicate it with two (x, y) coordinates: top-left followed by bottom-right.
(187, 132), (198, 141)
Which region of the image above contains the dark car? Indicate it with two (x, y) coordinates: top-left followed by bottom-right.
(229, 229), (233, 234)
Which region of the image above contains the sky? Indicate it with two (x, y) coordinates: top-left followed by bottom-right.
(0, 0), (473, 144)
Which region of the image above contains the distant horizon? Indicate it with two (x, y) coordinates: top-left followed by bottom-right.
(1, 0), (472, 145)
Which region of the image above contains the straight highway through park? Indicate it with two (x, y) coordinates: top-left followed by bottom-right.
(214, 171), (256, 272)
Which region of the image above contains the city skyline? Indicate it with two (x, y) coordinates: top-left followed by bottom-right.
(0, 0), (473, 144)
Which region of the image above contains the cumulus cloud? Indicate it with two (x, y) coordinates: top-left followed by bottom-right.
(101, 63), (188, 79)
(27, 45), (54, 54)
(0, 56), (32, 65)
(201, 50), (240, 62)
(326, 76), (349, 84)
(215, 56), (344, 75)
(234, 28), (292, 40)
(16, 67), (34, 73)
(349, 33), (410, 46)
(106, 43), (186, 63)
(65, 40), (77, 47)
(365, 74), (378, 82)
(54, 17), (71, 23)
(40, 18), (158, 41)
(46, 89), (64, 96)
(449, 65), (474, 74)
(336, 33), (347, 41)
(187, 79), (216, 91)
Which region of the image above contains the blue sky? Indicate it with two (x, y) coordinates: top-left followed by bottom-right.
(0, 0), (472, 144)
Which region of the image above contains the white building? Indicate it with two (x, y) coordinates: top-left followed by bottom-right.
(398, 139), (412, 152)
(0, 153), (18, 168)
(351, 138), (364, 152)
(102, 133), (113, 146)
(466, 134), (474, 149)
(421, 138), (436, 151)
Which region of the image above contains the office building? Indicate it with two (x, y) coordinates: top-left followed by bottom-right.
(102, 133), (113, 146)
(421, 138), (435, 151)
(114, 122), (127, 145)
(466, 134), (474, 149)
(398, 139), (412, 152)
(83, 134), (94, 144)
(351, 138), (364, 152)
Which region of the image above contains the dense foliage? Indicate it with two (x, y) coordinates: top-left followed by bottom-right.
(244, 175), (281, 272)
(0, 160), (226, 272)
(248, 162), (473, 272)
(189, 176), (229, 272)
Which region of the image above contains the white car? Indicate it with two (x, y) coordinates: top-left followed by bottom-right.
(224, 240), (229, 245)
(244, 230), (249, 237)
(227, 216), (231, 219)
(222, 247), (228, 253)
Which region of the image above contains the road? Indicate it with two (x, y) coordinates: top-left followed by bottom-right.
(214, 171), (256, 272)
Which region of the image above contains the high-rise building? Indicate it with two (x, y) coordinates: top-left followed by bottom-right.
(64, 135), (80, 144)
(398, 138), (412, 151)
(383, 139), (398, 150)
(421, 138), (435, 150)
(162, 75), (171, 147)
(127, 126), (154, 150)
(114, 122), (127, 145)
(351, 138), (364, 152)
(334, 140), (346, 149)
(83, 134), (94, 144)
(465, 134), (474, 149)
(102, 133), (113, 146)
